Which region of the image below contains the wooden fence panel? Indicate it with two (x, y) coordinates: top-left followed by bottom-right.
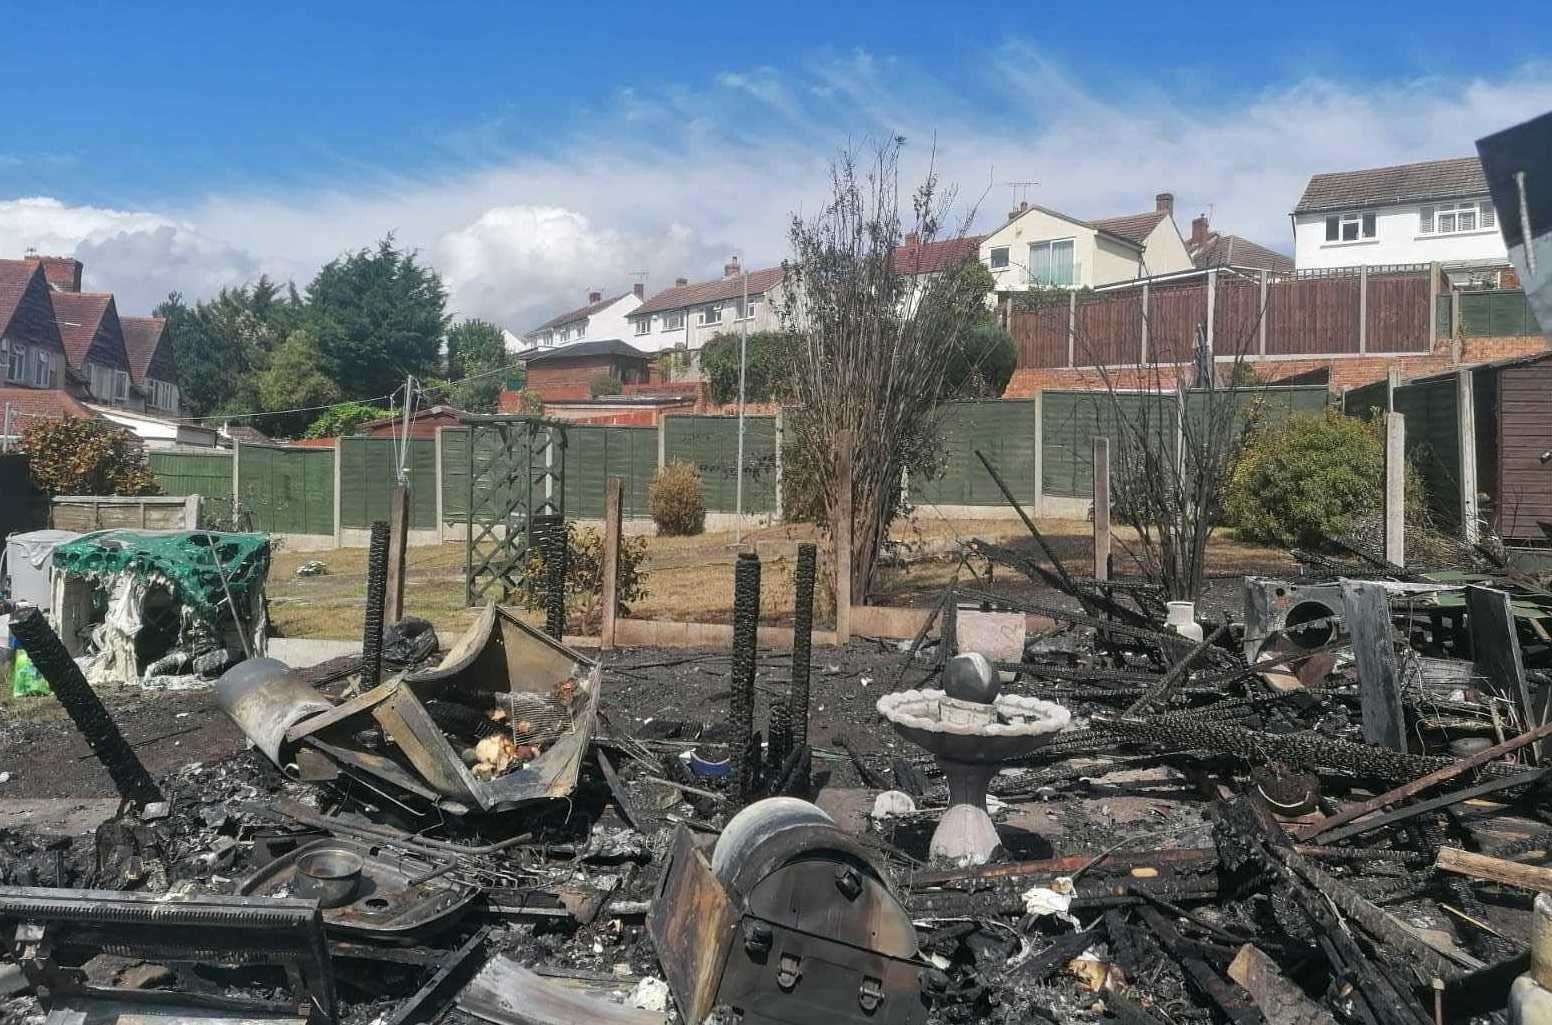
(1212, 277), (1263, 357)
(1010, 304), (1069, 368)
(1145, 284), (1207, 364)
(1267, 276), (1360, 355)
(1367, 274), (1431, 352)
(1074, 293), (1142, 367)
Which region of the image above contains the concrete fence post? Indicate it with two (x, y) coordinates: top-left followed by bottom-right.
(1205, 268), (1217, 357)
(1428, 261), (1441, 350)
(1385, 412), (1406, 567)
(657, 414), (668, 471)
(1067, 292), (1077, 368)
(1092, 436), (1110, 581)
(601, 477), (623, 649)
(1358, 264), (1369, 354)
(773, 408), (784, 523)
(1258, 270), (1269, 357)
(1457, 370), (1479, 546)
(434, 425), (446, 542)
(231, 439), (242, 531)
(1140, 282), (1150, 365)
(332, 437), (344, 548)
(1032, 391), (1045, 519)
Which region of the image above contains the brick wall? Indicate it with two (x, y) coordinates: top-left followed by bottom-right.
(1004, 334), (1551, 397)
(528, 356), (636, 401)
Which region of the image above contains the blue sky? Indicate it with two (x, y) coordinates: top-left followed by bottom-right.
(2, 0), (1550, 328)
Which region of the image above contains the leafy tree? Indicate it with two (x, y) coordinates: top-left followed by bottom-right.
(945, 321), (1017, 397)
(307, 236), (450, 401)
(254, 329), (341, 437)
(443, 319), (513, 413)
(21, 418), (160, 496)
(156, 277), (301, 418)
(700, 331), (794, 405)
(304, 401), (386, 438)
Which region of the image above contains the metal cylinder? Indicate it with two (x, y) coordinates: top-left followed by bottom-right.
(790, 542), (815, 752)
(729, 551), (761, 800)
(10, 606), (162, 805)
(361, 520), (389, 688)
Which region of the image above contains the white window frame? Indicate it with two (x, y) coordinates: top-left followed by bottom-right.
(1419, 200), (1495, 236)
(634, 317), (651, 336)
(1324, 211), (1377, 243)
(32, 351), (51, 388)
(7, 342), (26, 384)
(738, 298), (759, 321)
(1027, 238), (1076, 288)
(113, 369), (130, 402)
(989, 247), (1010, 269)
(662, 311), (685, 331)
(700, 304), (722, 326)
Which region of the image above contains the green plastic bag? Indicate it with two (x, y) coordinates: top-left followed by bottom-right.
(11, 648), (50, 698)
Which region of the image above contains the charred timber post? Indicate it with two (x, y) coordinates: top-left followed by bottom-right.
(386, 484), (410, 625)
(790, 542), (816, 750)
(362, 520), (390, 689)
(835, 430), (853, 644)
(10, 605), (162, 805)
(1093, 436), (1111, 582)
(729, 551), (761, 800)
(535, 514), (567, 639)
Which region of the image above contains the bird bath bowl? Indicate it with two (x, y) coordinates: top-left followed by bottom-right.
(876, 655), (1071, 865)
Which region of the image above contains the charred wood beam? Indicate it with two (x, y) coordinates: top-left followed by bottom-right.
(1136, 905), (1266, 1025)
(1126, 622), (1232, 714)
(1315, 768), (1552, 845)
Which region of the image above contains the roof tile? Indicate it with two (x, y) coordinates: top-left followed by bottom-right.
(1188, 233), (1294, 273)
(0, 260), (66, 353)
(1294, 157), (1487, 214)
(0, 386), (95, 425)
(528, 292), (634, 335)
(51, 292), (123, 370)
(119, 316), (170, 384)
(893, 235), (984, 275)
(632, 266), (785, 317)
(1090, 210), (1169, 246)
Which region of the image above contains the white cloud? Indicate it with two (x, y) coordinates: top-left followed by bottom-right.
(2, 51), (1550, 329)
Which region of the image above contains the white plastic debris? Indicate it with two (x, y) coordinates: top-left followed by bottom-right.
(630, 976), (670, 1013)
(0, 772), (10, 785)
(295, 560), (328, 577)
(860, 676), (873, 688)
(871, 790), (917, 820)
(1022, 876), (1080, 929)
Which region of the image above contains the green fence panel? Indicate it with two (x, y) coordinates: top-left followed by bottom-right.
(1343, 380), (1390, 419)
(149, 450), (234, 525)
(441, 428), (469, 521)
(1042, 391), (1179, 499)
(237, 444), (334, 534)
(1391, 377), (1461, 532)
(339, 437), (437, 530)
(663, 415), (777, 513)
(1459, 289), (1540, 337)
(912, 400), (1039, 507)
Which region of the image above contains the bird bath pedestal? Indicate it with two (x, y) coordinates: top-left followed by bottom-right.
(876, 655), (1071, 865)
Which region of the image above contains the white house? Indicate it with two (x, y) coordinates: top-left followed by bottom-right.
(625, 258), (786, 354)
(1292, 157), (1510, 285)
(978, 193), (1194, 292)
(523, 286), (644, 349)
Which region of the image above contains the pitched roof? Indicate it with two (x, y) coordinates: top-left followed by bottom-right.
(1090, 210), (1170, 246)
(527, 292), (633, 335)
(0, 260), (66, 352)
(632, 266), (785, 317)
(1294, 157), (1487, 214)
(51, 292), (124, 370)
(119, 316), (170, 385)
(25, 255), (82, 292)
(524, 338), (651, 364)
(223, 422), (272, 444)
(893, 236), (984, 275)
(1000, 204), (1146, 251)
(0, 387), (95, 425)
(1189, 233), (1294, 273)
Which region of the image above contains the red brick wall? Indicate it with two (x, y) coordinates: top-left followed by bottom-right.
(1004, 334), (1551, 397)
(527, 355), (648, 401)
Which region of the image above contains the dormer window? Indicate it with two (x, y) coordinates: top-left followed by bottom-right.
(1324, 212), (1377, 242)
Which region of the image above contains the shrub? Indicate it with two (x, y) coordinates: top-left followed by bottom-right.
(944, 321), (1017, 397)
(20, 418), (160, 497)
(1224, 409), (1415, 548)
(588, 373), (623, 398)
(700, 331), (794, 405)
(518, 523), (649, 631)
(648, 461), (706, 536)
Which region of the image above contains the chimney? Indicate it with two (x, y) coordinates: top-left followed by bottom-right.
(1008, 200), (1029, 223)
(1155, 192), (1174, 217)
(29, 255), (82, 292)
(588, 290), (602, 304)
(724, 256), (741, 278)
(633, 282), (645, 299)
(1191, 214), (1211, 247)
(675, 277), (689, 288)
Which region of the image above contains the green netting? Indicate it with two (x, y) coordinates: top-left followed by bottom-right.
(51, 530), (271, 620)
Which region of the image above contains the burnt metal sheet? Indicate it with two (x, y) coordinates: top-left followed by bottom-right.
(213, 658), (334, 767)
(649, 826), (737, 1024)
(457, 954), (666, 1025)
(239, 839), (477, 938)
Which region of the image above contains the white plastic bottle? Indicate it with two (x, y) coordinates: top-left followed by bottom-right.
(1165, 601), (1204, 643)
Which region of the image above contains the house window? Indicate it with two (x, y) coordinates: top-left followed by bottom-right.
(149, 380), (179, 411)
(1028, 239), (1075, 287)
(738, 298), (759, 320)
(4, 342), (22, 384)
(32, 352), (51, 389)
(1420, 200), (1496, 235)
(114, 370), (130, 402)
(663, 312), (685, 331)
(634, 317), (651, 335)
(700, 305), (722, 326)
(1324, 212), (1376, 242)
(989, 247), (1009, 269)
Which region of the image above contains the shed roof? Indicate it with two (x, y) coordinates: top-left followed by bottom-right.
(524, 338), (651, 364)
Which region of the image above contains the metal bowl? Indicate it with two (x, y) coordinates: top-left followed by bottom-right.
(294, 849), (364, 908)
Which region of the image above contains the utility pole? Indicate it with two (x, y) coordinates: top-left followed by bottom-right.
(735, 263), (749, 545)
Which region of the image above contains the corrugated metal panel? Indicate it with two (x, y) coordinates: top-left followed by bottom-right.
(339, 438), (435, 529)
(1494, 364), (1552, 541)
(913, 400), (1038, 507)
(663, 415), (776, 513)
(238, 444), (334, 535)
(1391, 377), (1461, 531)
